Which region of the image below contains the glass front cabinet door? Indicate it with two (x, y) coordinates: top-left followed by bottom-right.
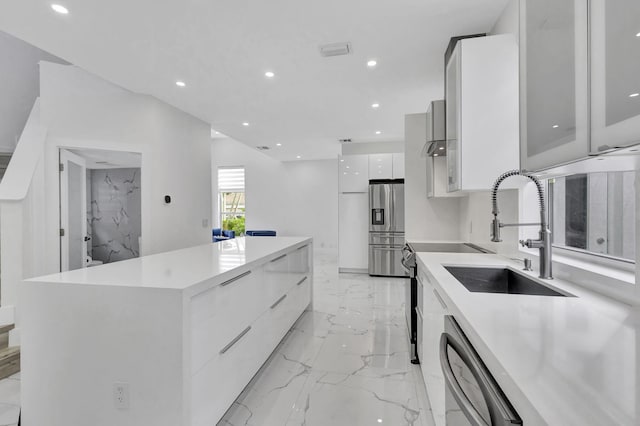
(520, 0), (589, 171)
(445, 46), (460, 192)
(590, 0), (640, 153)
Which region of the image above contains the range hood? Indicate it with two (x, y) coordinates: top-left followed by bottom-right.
(425, 100), (446, 156)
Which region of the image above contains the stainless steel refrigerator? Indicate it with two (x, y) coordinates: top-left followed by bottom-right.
(368, 179), (406, 277)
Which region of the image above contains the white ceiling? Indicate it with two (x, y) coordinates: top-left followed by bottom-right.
(0, 0), (509, 161)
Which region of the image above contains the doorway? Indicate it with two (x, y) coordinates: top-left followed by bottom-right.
(59, 148), (142, 272)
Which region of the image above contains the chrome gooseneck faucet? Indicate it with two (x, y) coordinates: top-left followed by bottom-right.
(491, 169), (553, 279)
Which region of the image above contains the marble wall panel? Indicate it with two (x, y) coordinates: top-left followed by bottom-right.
(88, 168), (141, 264)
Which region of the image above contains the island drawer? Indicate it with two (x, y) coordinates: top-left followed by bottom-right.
(190, 266), (267, 372)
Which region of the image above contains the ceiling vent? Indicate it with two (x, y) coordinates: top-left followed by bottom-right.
(319, 42), (351, 57)
(256, 146), (270, 151)
(339, 138), (352, 143)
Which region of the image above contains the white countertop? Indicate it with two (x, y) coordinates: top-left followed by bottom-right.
(26, 236), (311, 290)
(417, 252), (639, 426)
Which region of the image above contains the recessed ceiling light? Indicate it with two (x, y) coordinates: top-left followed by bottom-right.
(434, 153), (439, 157)
(367, 60), (377, 67)
(51, 4), (69, 14)
(175, 81), (186, 87)
(378, 420), (383, 424)
(375, 131), (381, 135)
(630, 93), (639, 98)
(346, 166), (350, 169)
(265, 71), (275, 78)
(439, 146), (444, 150)
(340, 159), (344, 162)
(296, 155), (301, 159)
(242, 122), (250, 126)
(636, 32), (640, 37)
(276, 143), (282, 146)
(552, 124), (559, 128)
(371, 103), (380, 108)
(343, 172), (347, 175)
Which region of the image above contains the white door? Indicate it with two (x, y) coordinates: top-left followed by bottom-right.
(60, 149), (87, 272)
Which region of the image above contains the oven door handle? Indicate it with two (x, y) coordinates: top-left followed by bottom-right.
(440, 332), (491, 426)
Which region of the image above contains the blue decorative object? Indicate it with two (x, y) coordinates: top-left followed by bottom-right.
(246, 230), (276, 236)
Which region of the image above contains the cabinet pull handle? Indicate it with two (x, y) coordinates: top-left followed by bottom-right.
(296, 276), (308, 286)
(270, 254), (286, 263)
(219, 326), (251, 354)
(270, 294), (287, 309)
(433, 289), (447, 310)
(220, 270), (252, 287)
(296, 245), (307, 251)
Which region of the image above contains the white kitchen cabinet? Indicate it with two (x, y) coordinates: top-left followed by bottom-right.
(339, 154), (369, 192)
(417, 264), (449, 426)
(392, 153), (405, 179)
(520, 0), (589, 171)
(426, 156), (465, 198)
(445, 34), (519, 191)
(338, 193), (368, 271)
(369, 153), (393, 179)
(589, 0), (640, 153)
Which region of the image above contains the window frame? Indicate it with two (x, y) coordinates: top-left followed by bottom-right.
(544, 173), (635, 272)
(217, 167), (245, 234)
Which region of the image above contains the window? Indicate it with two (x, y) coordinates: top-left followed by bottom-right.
(218, 167), (245, 235)
(548, 171), (635, 263)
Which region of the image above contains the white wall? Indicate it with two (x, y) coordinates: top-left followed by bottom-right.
(34, 62), (212, 274)
(342, 140), (404, 155)
(404, 113), (461, 242)
(458, 189), (521, 256)
(0, 30), (66, 152)
(211, 137), (338, 253)
(491, 0), (519, 40)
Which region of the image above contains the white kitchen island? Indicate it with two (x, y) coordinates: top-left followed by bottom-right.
(21, 236), (313, 426)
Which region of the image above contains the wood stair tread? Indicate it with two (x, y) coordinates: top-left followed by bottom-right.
(0, 324), (15, 335)
(0, 346), (19, 361)
(0, 346), (20, 381)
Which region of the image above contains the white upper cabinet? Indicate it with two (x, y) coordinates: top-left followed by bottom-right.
(445, 35), (520, 192)
(590, 0), (640, 153)
(369, 153), (393, 179)
(392, 153), (405, 179)
(520, 0), (589, 171)
(339, 155), (369, 192)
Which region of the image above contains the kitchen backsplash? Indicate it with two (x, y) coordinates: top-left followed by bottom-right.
(87, 168), (141, 264)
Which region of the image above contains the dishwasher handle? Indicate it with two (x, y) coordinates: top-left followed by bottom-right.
(440, 331), (521, 426)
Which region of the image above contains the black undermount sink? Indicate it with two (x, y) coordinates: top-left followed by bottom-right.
(444, 266), (571, 297)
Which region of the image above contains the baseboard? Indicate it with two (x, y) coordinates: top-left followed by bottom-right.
(338, 267), (368, 274)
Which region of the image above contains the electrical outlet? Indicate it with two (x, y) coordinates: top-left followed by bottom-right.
(113, 382), (130, 410)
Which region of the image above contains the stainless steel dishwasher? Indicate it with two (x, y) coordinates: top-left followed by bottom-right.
(440, 316), (522, 425)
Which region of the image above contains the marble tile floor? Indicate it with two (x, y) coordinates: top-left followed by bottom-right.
(219, 254), (435, 426)
(0, 253), (434, 426)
